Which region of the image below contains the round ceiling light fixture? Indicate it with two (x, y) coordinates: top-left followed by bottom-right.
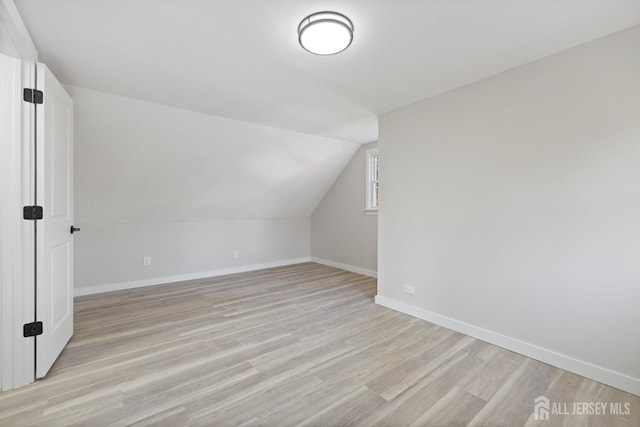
(298, 11), (354, 55)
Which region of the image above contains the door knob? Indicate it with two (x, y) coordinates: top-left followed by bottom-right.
(70, 225), (81, 234)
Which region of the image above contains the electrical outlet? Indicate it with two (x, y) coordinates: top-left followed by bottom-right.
(403, 283), (415, 295)
(143, 256), (151, 267)
(233, 249), (239, 259)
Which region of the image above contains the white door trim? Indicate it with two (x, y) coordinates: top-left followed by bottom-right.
(0, 54), (35, 391)
(0, 0), (38, 392)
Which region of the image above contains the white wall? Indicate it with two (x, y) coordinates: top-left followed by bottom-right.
(75, 218), (310, 295)
(69, 86), (358, 294)
(377, 26), (640, 395)
(311, 142), (378, 276)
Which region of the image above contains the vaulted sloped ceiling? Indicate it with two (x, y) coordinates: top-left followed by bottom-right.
(68, 86), (359, 223)
(11, 1), (640, 224)
(14, 0), (640, 143)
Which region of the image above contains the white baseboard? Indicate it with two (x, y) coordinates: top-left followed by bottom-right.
(75, 257), (311, 297)
(375, 295), (640, 397)
(311, 257), (377, 278)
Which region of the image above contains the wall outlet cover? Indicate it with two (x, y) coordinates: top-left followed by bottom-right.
(403, 283), (415, 295)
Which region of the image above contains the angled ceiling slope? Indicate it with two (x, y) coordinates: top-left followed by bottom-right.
(15, 0), (640, 143)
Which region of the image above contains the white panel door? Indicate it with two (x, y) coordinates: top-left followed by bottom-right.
(35, 63), (74, 378)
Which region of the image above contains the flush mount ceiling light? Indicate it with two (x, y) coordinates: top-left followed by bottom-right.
(298, 11), (354, 55)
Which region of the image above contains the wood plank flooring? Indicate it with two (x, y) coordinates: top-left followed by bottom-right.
(0, 262), (638, 426)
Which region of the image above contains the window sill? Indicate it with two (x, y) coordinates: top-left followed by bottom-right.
(364, 209), (378, 216)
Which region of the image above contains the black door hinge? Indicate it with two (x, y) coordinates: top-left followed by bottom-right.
(23, 205), (43, 220)
(23, 88), (43, 104)
(23, 321), (43, 337)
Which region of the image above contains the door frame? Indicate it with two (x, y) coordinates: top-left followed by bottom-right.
(0, 52), (36, 392)
(0, 0), (38, 391)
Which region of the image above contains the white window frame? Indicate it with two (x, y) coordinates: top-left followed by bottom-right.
(364, 148), (379, 215)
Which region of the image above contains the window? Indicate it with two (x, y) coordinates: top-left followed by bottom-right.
(365, 148), (379, 214)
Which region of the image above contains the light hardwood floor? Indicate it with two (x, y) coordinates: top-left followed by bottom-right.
(0, 262), (638, 426)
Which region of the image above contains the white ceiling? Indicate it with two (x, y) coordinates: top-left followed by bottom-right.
(14, 0), (640, 143)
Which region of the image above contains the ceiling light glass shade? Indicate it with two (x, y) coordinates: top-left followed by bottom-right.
(298, 11), (354, 55)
